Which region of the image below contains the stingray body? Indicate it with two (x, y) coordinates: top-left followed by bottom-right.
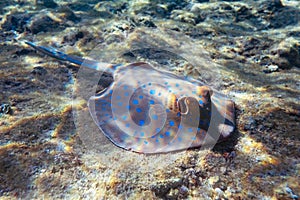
(25, 41), (235, 153)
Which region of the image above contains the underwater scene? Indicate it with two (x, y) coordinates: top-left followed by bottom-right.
(0, 0), (299, 199)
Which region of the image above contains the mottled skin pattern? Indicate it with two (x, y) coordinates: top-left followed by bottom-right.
(25, 42), (235, 153)
(89, 62), (235, 153)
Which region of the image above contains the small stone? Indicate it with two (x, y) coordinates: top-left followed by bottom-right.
(215, 187), (224, 198)
(28, 13), (61, 34)
(40, 0), (58, 8)
(1, 12), (32, 33)
(58, 6), (81, 22)
(244, 117), (257, 130)
(270, 38), (300, 69)
(166, 188), (179, 199)
(179, 185), (189, 196)
(31, 66), (48, 76)
(0, 103), (12, 115)
(263, 64), (279, 73)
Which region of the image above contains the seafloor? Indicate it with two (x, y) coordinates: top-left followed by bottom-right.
(0, 0), (299, 199)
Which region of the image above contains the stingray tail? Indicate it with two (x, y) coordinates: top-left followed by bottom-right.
(25, 41), (85, 65)
(24, 41), (118, 71)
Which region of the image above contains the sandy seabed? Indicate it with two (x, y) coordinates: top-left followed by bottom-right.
(0, 0), (299, 199)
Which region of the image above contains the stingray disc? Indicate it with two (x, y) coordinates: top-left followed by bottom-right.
(88, 62), (235, 153)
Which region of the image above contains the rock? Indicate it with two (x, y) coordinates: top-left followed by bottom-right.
(150, 178), (182, 197)
(258, 0), (284, 12)
(179, 185), (189, 197)
(270, 38), (300, 69)
(243, 117), (257, 131)
(39, 0), (58, 9)
(57, 6), (81, 22)
(62, 30), (86, 46)
(28, 13), (61, 34)
(258, 0), (299, 29)
(31, 66), (48, 76)
(263, 64), (279, 73)
(235, 5), (253, 22)
(166, 188), (179, 199)
(214, 187), (224, 198)
(1, 12), (32, 32)
(133, 16), (157, 28)
(0, 103), (12, 115)
(171, 10), (202, 25)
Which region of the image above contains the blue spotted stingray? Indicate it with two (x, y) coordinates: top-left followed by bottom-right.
(25, 41), (235, 153)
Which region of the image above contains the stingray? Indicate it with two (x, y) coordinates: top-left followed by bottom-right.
(25, 41), (235, 154)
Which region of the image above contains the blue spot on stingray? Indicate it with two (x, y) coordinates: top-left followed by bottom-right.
(159, 134), (164, 138)
(178, 137), (182, 142)
(178, 125), (184, 130)
(132, 99), (139, 105)
(142, 84), (146, 88)
(149, 100), (155, 104)
(169, 120), (175, 127)
(124, 85), (128, 90)
(109, 90), (113, 94)
(198, 95), (202, 98)
(156, 139), (159, 143)
(152, 114), (158, 120)
(175, 83), (179, 87)
(139, 95), (144, 99)
(126, 105), (131, 109)
(199, 100), (203, 105)
(124, 92), (129, 96)
(126, 123), (130, 127)
(122, 115), (127, 120)
(150, 90), (155, 95)
(148, 83), (152, 86)
(165, 131), (171, 136)
(105, 113), (110, 117)
(188, 128), (194, 132)
(166, 109), (170, 113)
(117, 102), (123, 106)
(158, 92), (161, 96)
(156, 127), (161, 132)
(144, 141), (148, 144)
(102, 107), (107, 111)
(139, 120), (145, 126)
(140, 132), (145, 136)
(191, 136), (196, 141)
(136, 108), (142, 113)
(177, 112), (181, 117)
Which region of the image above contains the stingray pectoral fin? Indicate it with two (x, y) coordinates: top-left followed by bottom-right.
(219, 99), (236, 139)
(211, 93), (236, 140)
